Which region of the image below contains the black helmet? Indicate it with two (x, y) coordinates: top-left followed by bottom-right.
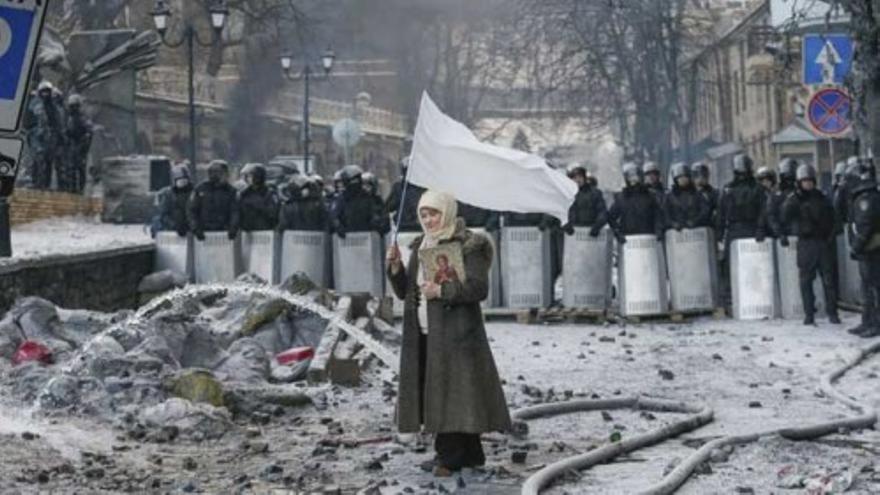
(208, 159), (229, 182)
(363, 171), (378, 190)
(778, 158), (798, 181)
(795, 163), (816, 182)
(670, 162), (691, 181)
(567, 163), (587, 179)
(756, 166), (776, 184)
(171, 163), (190, 182)
(251, 164), (267, 185)
(585, 171), (598, 187)
(691, 161), (710, 179)
(845, 156), (877, 194)
(622, 162), (642, 184)
(642, 161), (660, 175)
(341, 164), (364, 182)
(732, 154), (753, 175)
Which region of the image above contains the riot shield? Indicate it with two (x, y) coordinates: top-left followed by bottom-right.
(776, 237), (826, 318)
(563, 227), (613, 310)
(193, 232), (240, 284)
(665, 228), (718, 312)
(501, 227), (553, 308)
(838, 233), (862, 306)
(280, 231), (329, 287)
(730, 238), (778, 320)
(155, 231), (192, 281)
(618, 234), (669, 316)
(333, 232), (384, 297)
(240, 231), (279, 284)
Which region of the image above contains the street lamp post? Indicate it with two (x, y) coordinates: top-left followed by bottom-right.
(151, 0), (229, 177)
(280, 48), (336, 174)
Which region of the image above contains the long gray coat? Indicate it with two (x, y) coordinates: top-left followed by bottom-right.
(388, 219), (512, 434)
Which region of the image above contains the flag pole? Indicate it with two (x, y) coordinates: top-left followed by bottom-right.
(392, 160), (412, 246)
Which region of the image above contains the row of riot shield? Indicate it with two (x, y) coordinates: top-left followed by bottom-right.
(154, 231), (385, 297)
(838, 233), (863, 307)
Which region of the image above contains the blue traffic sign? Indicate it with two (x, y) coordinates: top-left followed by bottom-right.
(0, 0), (47, 133)
(803, 34), (853, 86)
(807, 88), (851, 136)
(0, 5), (35, 100)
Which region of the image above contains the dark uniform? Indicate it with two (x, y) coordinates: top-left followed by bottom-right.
(846, 159), (880, 338)
(692, 162), (719, 229)
(278, 177), (329, 232)
(642, 161), (665, 206)
(664, 163), (711, 231)
(766, 159), (798, 240)
(238, 165), (279, 232)
(189, 160), (239, 240)
(333, 165), (388, 236)
(65, 95), (93, 194)
(152, 164), (193, 237)
(385, 159), (424, 233)
(565, 169), (608, 236)
(781, 164), (840, 325)
(26, 82), (67, 190)
(608, 163), (663, 243)
(717, 156), (767, 243)
(459, 202), (499, 229)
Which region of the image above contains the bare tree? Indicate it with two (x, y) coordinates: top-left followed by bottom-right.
(828, 1), (880, 157)
(516, 0), (715, 168)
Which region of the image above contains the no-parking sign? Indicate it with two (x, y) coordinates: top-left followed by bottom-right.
(0, 0), (48, 133)
(807, 88), (852, 136)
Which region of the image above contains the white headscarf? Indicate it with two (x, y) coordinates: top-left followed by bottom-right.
(418, 190), (458, 248)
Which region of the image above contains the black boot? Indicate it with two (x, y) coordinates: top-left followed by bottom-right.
(803, 314), (816, 326)
(848, 324), (868, 335)
(859, 326), (880, 338)
(828, 313), (842, 324)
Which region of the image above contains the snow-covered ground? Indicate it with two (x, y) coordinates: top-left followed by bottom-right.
(5, 217), (152, 266)
(2, 310), (878, 494)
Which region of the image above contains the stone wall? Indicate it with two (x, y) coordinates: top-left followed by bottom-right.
(0, 245), (155, 313)
(9, 190), (104, 226)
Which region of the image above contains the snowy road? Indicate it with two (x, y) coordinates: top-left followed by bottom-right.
(2, 312), (879, 494)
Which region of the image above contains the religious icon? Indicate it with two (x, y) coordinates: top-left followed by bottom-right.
(420, 244), (466, 285)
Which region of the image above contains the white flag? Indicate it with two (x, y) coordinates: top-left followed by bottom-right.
(409, 92), (577, 223)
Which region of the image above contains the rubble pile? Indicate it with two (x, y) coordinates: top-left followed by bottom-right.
(0, 273), (401, 443)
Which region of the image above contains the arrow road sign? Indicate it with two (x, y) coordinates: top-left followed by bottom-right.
(803, 34), (853, 86)
(0, 0), (48, 133)
(808, 88), (852, 136)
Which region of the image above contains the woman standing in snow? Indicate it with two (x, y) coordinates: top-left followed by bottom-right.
(386, 190), (511, 477)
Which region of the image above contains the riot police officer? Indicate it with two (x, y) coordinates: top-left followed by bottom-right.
(385, 156), (424, 232)
(608, 162), (664, 244)
(278, 175), (329, 232)
(565, 164), (608, 236)
(643, 161), (665, 202)
(692, 161), (719, 225)
(717, 153), (767, 244)
(189, 160), (239, 241)
(766, 158), (798, 241)
(65, 94), (93, 194)
(756, 166), (777, 193)
(459, 201), (498, 229)
(333, 165), (389, 237)
(664, 162), (711, 231)
(152, 163), (193, 237)
(238, 163), (279, 232)
(846, 158), (880, 338)
(781, 164), (841, 325)
(26, 81), (67, 190)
